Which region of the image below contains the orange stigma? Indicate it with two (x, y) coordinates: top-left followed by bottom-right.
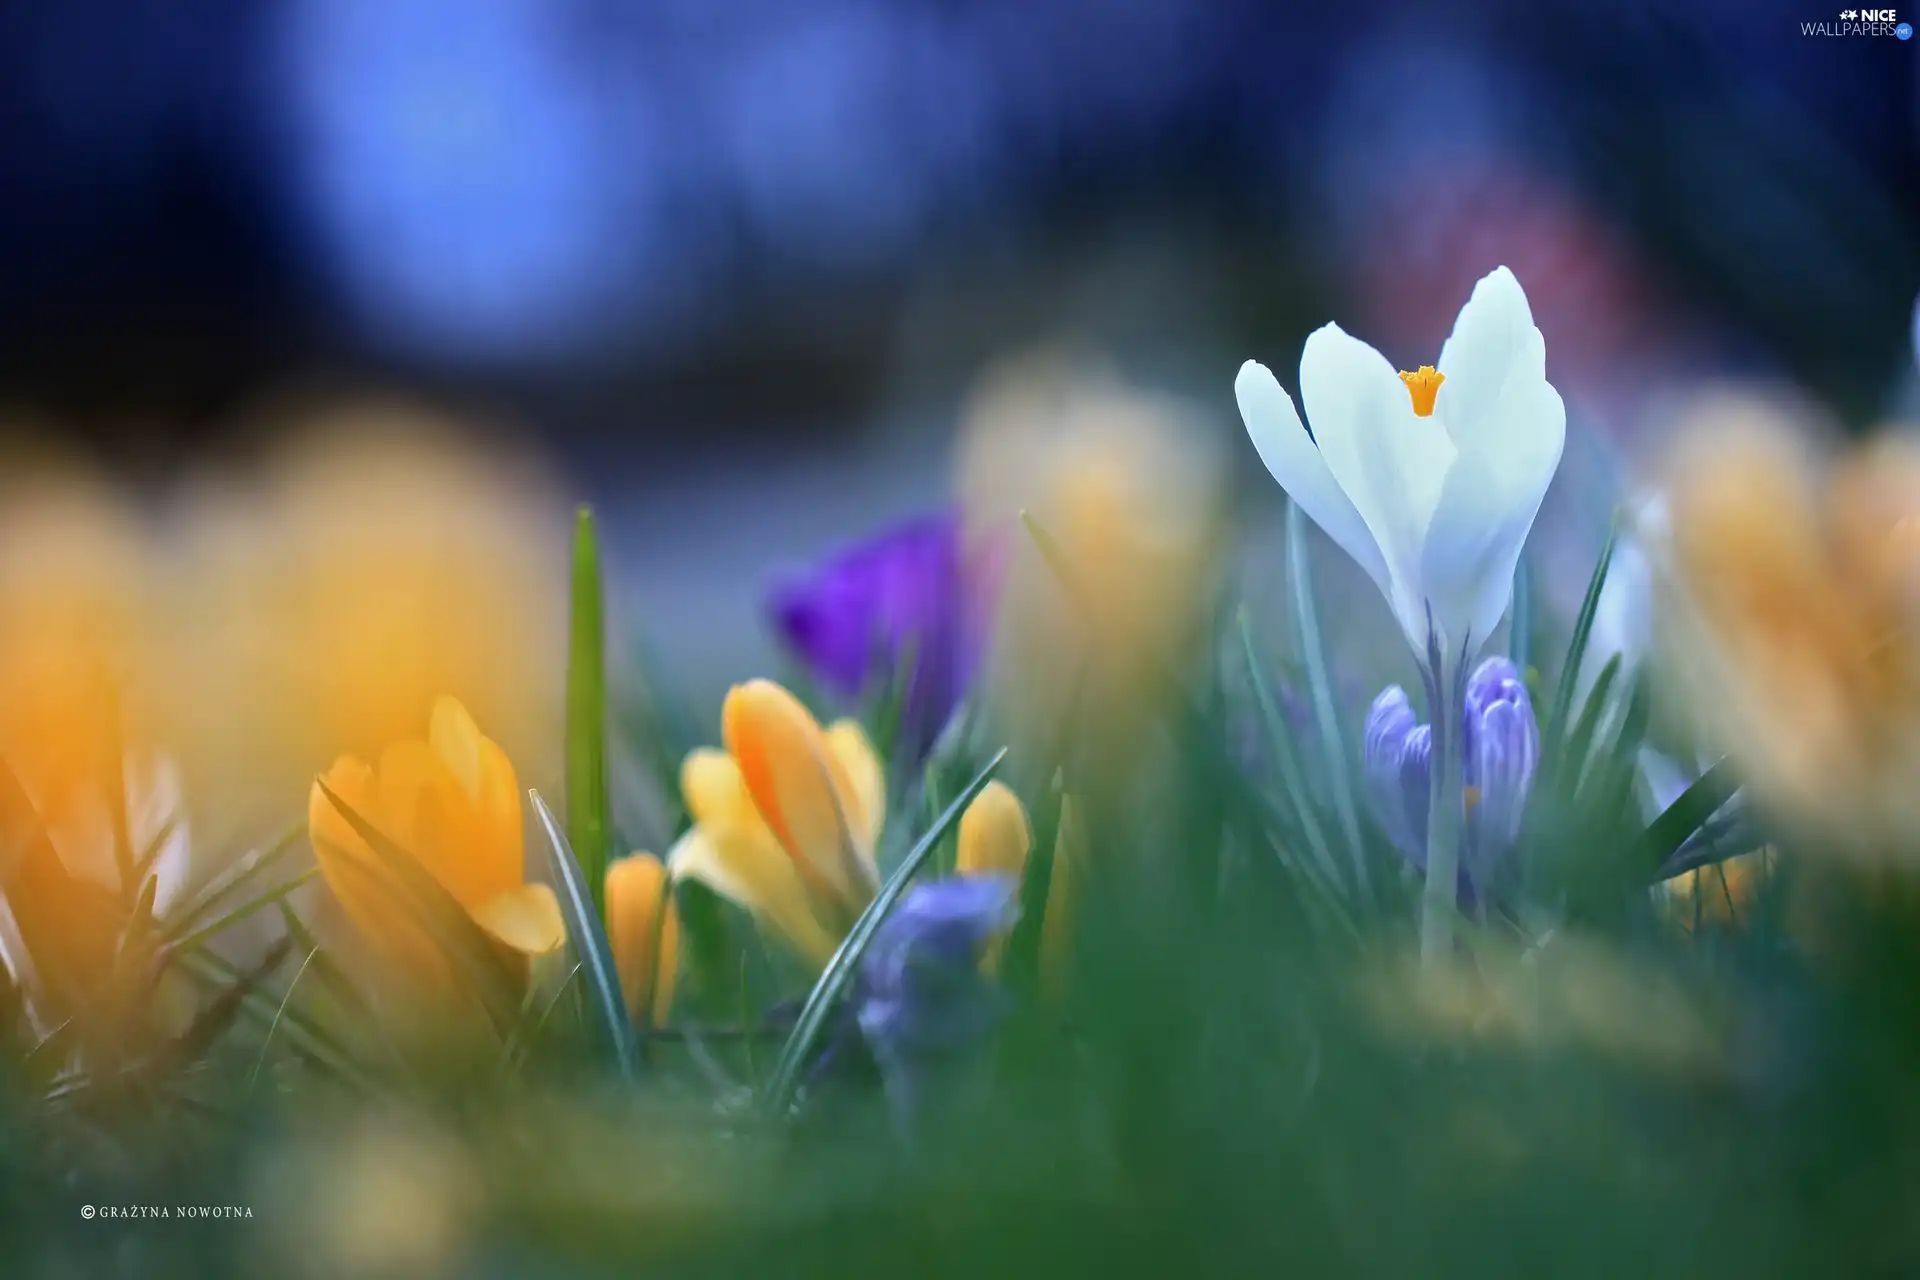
(1399, 366), (1445, 417)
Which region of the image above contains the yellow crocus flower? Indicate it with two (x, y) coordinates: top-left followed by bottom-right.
(669, 679), (1035, 973)
(956, 781), (1032, 881)
(605, 854), (678, 1027)
(309, 697), (565, 994)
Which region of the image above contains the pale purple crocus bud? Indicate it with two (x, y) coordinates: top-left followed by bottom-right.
(1362, 657), (1539, 901)
(1363, 686), (1430, 860)
(1462, 656), (1540, 877)
(855, 876), (1019, 1148)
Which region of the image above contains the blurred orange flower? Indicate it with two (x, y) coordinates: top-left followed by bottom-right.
(956, 356), (1227, 759)
(0, 468), (193, 1009)
(605, 854), (677, 1027)
(1661, 850), (1777, 932)
(161, 399), (565, 841)
(1662, 402), (1920, 855)
(309, 696), (565, 994)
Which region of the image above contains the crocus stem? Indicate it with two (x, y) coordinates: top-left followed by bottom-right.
(1421, 665), (1463, 966)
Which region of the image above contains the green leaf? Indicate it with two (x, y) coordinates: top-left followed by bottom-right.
(1642, 757), (1741, 878)
(1544, 517), (1619, 746)
(1553, 653), (1622, 796)
(1575, 671), (1651, 812)
(164, 868), (319, 956)
(530, 789), (638, 1078)
(566, 504), (613, 919)
(161, 823), (305, 945)
(1508, 554), (1533, 673)
(1018, 511), (1359, 942)
(163, 937), (293, 1071)
(762, 747), (1008, 1119)
(1284, 502), (1371, 908)
(174, 948), (370, 1089)
(1236, 610), (1343, 895)
(276, 902), (376, 1026)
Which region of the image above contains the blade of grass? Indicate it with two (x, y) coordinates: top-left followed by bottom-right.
(245, 944), (322, 1099)
(1237, 609), (1343, 894)
(762, 748), (1008, 1119)
(1509, 554), (1533, 674)
(566, 505), (613, 919)
(165, 868), (319, 955)
(174, 947), (369, 1088)
(502, 962), (584, 1072)
(276, 903), (374, 1022)
(130, 814), (181, 892)
(163, 937), (293, 1070)
(1555, 654), (1622, 796)
(1020, 511), (1360, 941)
(1284, 502), (1371, 908)
(1545, 516), (1619, 746)
(161, 823), (305, 945)
(531, 789), (638, 1079)
(1642, 757), (1741, 877)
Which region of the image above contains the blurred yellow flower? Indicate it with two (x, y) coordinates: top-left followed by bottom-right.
(1662, 403), (1920, 854)
(956, 356), (1227, 756)
(956, 780), (1031, 881)
(957, 779), (1032, 971)
(1361, 936), (1727, 1079)
(1660, 849), (1777, 932)
(0, 474), (148, 838)
(605, 854), (677, 1027)
(0, 468), (195, 1012)
(668, 679), (1035, 972)
(309, 697), (565, 992)
(161, 400), (565, 841)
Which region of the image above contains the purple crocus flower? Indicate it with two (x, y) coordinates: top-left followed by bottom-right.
(855, 875), (1018, 1147)
(768, 511), (992, 763)
(1363, 656), (1540, 902)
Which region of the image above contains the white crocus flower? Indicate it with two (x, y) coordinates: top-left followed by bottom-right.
(1236, 266), (1566, 675)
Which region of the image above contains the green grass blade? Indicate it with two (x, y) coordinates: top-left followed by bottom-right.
(1509, 554), (1533, 674)
(276, 902), (376, 1025)
(173, 946), (374, 1091)
(762, 747), (1008, 1120)
(1237, 610), (1343, 893)
(1019, 510), (1360, 940)
(1555, 654), (1622, 795)
(1642, 758), (1742, 878)
(161, 823), (305, 945)
(567, 504), (613, 919)
(530, 789), (638, 1079)
(1545, 516), (1619, 745)
(245, 944), (322, 1099)
(164, 868), (319, 955)
(1285, 502), (1371, 907)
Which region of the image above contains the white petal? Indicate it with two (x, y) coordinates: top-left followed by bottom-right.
(1434, 266), (1542, 446)
(1575, 534), (1653, 703)
(1298, 323), (1457, 644)
(1637, 749), (1695, 820)
(1418, 358), (1565, 655)
(129, 753), (191, 918)
(1234, 359), (1391, 595)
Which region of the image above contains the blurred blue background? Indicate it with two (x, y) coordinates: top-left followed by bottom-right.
(0, 0), (1915, 577)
